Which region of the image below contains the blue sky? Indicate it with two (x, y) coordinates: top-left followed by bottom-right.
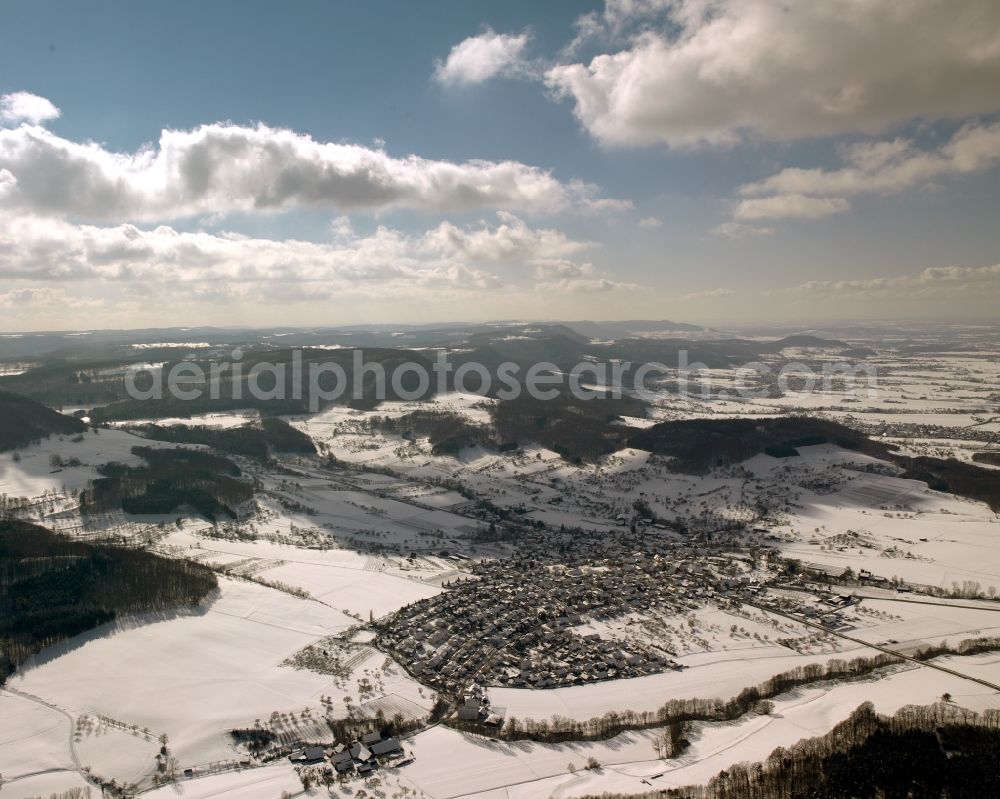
(1, 0), (999, 330)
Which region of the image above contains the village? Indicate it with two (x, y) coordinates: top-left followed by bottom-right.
(375, 545), (762, 695)
(1, 323), (999, 798)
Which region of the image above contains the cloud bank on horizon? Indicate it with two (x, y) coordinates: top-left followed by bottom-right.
(1, 0), (999, 330)
(0, 94), (632, 326)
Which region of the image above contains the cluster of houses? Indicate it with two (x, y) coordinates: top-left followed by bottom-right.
(289, 732), (405, 777)
(857, 568), (891, 585)
(493, 504), (760, 564)
(743, 582), (859, 633)
(374, 552), (752, 694)
(455, 685), (506, 724)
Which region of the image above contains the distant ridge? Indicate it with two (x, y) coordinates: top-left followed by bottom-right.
(763, 334), (849, 350)
(566, 319), (704, 339)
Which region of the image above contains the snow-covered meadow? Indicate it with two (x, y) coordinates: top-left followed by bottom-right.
(1, 334), (998, 797)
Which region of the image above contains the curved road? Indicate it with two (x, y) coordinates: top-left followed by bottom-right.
(0, 685), (99, 792)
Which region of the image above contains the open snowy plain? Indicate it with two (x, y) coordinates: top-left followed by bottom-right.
(1, 331), (998, 799)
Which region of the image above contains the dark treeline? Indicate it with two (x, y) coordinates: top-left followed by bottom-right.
(0, 389), (87, 451)
(81, 446), (254, 521)
(972, 451), (1000, 467)
(1, 357), (142, 408)
(455, 639), (1000, 745)
(461, 652), (901, 744)
(367, 393), (647, 463)
(493, 392), (647, 463)
(88, 347), (438, 421)
(368, 410), (493, 456)
(3, 348), (434, 415)
(128, 446), (242, 475)
(628, 417), (890, 474)
(898, 455), (1000, 512)
(128, 417), (315, 459)
(230, 727), (277, 755)
(911, 636), (1000, 659)
(93, 394), (310, 423)
(259, 417), (317, 454)
(0, 520), (217, 680)
(629, 416), (1000, 510)
(585, 702), (1000, 799)
(232, 709), (424, 758)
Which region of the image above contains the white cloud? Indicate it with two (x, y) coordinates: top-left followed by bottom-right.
(741, 123), (1000, 199)
(533, 259), (595, 280)
(0, 168), (15, 198)
(532, 256), (639, 292)
(0, 117), (613, 221)
(0, 286), (65, 308)
(637, 215), (662, 228)
(722, 122), (1000, 225)
(734, 194), (850, 221)
(0, 211), (604, 300)
(0, 208), (637, 319)
(420, 211), (592, 262)
(330, 215), (354, 239)
(788, 263), (1000, 299)
(580, 195), (635, 213)
(682, 287), (734, 300)
(710, 221), (774, 238)
(536, 275), (638, 293)
(547, 0), (1000, 147)
(564, 0), (674, 55)
(0, 92), (60, 125)
(920, 263), (1000, 284)
(434, 29), (532, 85)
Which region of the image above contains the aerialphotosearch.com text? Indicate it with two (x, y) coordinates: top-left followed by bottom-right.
(125, 348), (879, 412)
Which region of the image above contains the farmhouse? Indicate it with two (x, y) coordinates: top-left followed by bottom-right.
(370, 737), (403, 756)
(349, 741), (372, 762)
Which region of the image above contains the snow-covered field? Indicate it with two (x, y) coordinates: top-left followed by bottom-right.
(752, 446), (1000, 594)
(0, 690), (77, 781)
(484, 664), (998, 799)
(108, 410), (261, 429)
(354, 659), (997, 799)
(0, 771), (93, 799)
(2, 338), (999, 797)
(489, 644), (877, 723)
(0, 427), (171, 497)
(158, 528), (444, 618)
(9, 578), (410, 769)
(141, 763), (303, 799)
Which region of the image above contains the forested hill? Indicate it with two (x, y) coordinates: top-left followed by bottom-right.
(0, 520), (217, 681)
(583, 701), (1000, 799)
(127, 416), (316, 459)
(628, 416), (1000, 511)
(627, 417), (890, 473)
(0, 390), (86, 451)
(81, 446), (255, 522)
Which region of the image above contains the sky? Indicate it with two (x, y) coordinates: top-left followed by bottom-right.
(1, 0), (1000, 332)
